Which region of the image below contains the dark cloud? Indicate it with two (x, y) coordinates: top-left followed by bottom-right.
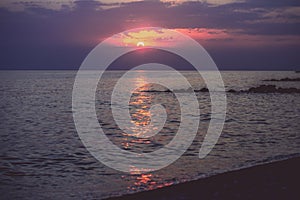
(246, 0), (300, 7)
(0, 0), (299, 69)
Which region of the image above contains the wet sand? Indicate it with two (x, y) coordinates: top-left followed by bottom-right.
(108, 157), (300, 200)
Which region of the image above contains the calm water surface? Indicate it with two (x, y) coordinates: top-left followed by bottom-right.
(0, 71), (300, 199)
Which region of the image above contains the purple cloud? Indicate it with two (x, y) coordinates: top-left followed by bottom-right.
(0, 0), (299, 69)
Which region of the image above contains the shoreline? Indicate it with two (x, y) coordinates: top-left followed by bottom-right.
(107, 157), (300, 200)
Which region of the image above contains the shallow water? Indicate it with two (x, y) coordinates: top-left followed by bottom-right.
(0, 70), (300, 199)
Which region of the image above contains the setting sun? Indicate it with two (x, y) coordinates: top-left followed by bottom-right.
(137, 41), (145, 47)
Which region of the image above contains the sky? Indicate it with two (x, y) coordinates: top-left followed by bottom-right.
(0, 0), (300, 70)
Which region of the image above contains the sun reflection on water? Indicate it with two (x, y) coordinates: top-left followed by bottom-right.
(123, 170), (175, 192)
(130, 74), (152, 126)
(120, 73), (156, 147)
(119, 72), (175, 192)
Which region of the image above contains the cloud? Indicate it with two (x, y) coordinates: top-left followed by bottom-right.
(0, 0), (299, 69)
(0, 0), (245, 11)
(176, 28), (300, 48)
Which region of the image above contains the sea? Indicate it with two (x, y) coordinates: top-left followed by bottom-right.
(0, 70), (300, 199)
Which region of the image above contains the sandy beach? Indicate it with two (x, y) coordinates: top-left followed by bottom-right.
(108, 157), (300, 200)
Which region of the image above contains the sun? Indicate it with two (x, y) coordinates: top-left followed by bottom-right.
(137, 41), (145, 47)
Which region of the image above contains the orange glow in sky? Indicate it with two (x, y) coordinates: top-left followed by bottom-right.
(109, 28), (180, 48)
(107, 27), (295, 49)
(108, 27), (233, 48)
(123, 30), (160, 46)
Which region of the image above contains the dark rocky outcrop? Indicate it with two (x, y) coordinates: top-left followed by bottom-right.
(194, 88), (209, 93)
(141, 85), (300, 94)
(263, 77), (300, 82)
(242, 85), (300, 93)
